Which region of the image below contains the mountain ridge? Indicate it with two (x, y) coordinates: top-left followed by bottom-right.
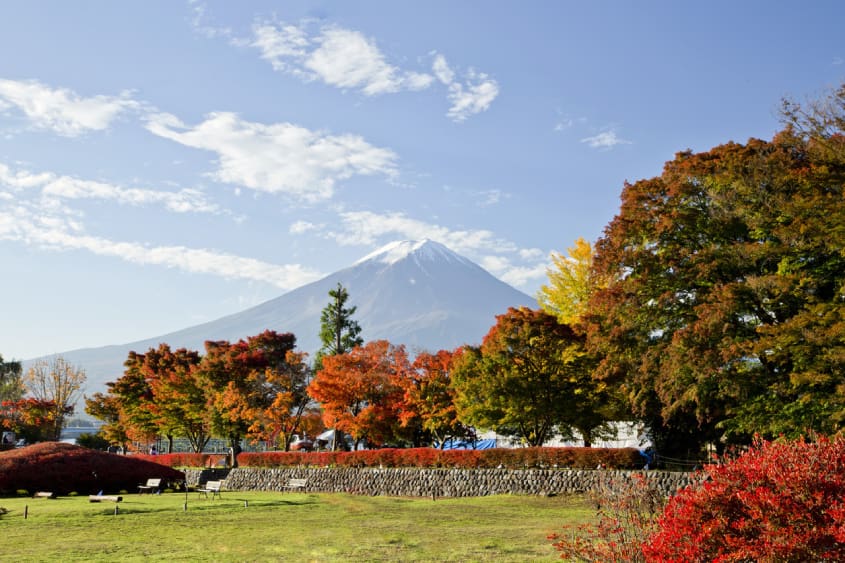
(29, 240), (538, 396)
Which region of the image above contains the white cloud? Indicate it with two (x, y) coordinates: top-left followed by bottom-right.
(445, 71), (499, 122)
(145, 111), (397, 202)
(305, 26), (433, 95)
(0, 163), (221, 214)
(289, 220), (321, 234)
(330, 210), (507, 256)
(0, 79), (139, 136)
(476, 189), (504, 206)
(431, 54), (499, 122)
(432, 54), (455, 85)
(188, 0), (233, 40)
(251, 22), (433, 96)
(0, 203), (322, 290)
(246, 22), (496, 120)
(252, 23), (310, 71)
(580, 129), (631, 149)
(322, 209), (548, 289)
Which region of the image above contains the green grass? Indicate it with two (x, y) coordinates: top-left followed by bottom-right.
(0, 491), (590, 561)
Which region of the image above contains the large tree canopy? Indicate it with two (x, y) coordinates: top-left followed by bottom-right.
(308, 340), (410, 449)
(585, 87), (845, 455)
(452, 307), (608, 447)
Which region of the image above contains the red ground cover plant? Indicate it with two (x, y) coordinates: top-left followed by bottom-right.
(0, 442), (184, 495)
(237, 447), (642, 469)
(642, 435), (845, 562)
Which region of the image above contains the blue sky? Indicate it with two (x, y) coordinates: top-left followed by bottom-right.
(1, 1), (842, 360)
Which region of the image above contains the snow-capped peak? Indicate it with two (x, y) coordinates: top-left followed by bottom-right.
(355, 239), (472, 267)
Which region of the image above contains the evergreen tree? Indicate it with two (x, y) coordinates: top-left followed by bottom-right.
(314, 283), (363, 371)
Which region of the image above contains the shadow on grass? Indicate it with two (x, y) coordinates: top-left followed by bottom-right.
(90, 494), (320, 516)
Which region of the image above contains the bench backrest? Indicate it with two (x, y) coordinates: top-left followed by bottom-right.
(205, 480), (222, 491)
(146, 478), (161, 487)
(289, 478), (307, 486)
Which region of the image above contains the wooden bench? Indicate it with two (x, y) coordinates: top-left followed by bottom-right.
(89, 495), (123, 502)
(138, 478), (161, 494)
(33, 491), (56, 499)
(282, 478), (308, 492)
(197, 480), (223, 499)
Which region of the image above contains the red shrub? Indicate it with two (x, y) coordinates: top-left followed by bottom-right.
(237, 447), (642, 469)
(0, 442), (184, 495)
(643, 436), (845, 562)
(134, 452), (227, 468)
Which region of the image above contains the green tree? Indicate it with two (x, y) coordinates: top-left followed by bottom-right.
(95, 352), (161, 450)
(84, 391), (130, 450)
(452, 307), (609, 447)
(585, 87), (845, 455)
(0, 354), (23, 403)
(314, 283), (363, 370)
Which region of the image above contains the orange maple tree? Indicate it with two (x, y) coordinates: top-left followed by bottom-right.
(308, 340), (411, 449)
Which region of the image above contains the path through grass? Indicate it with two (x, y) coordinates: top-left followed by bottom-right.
(0, 491), (591, 561)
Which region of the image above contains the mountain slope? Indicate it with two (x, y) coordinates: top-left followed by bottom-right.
(32, 240), (538, 395)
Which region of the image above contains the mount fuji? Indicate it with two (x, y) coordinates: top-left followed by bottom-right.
(33, 240), (538, 396)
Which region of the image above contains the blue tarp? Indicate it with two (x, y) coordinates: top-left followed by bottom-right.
(438, 438), (498, 450)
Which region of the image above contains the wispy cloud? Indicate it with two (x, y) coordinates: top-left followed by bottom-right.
(251, 22), (433, 96)
(306, 209), (547, 288)
(145, 111), (398, 202)
(0, 163), (221, 214)
(188, 0), (233, 40)
(432, 54), (499, 122)
(246, 21), (497, 121)
(0, 79), (139, 136)
(0, 202), (323, 290)
(580, 129), (631, 149)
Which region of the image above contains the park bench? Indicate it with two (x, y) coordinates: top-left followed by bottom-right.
(33, 491), (56, 499)
(138, 478), (162, 494)
(282, 478), (308, 492)
(197, 480), (223, 499)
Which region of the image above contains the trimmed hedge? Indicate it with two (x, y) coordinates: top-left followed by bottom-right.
(134, 452), (228, 468)
(237, 447), (643, 469)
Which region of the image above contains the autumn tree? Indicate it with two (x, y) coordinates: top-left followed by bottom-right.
(196, 330), (305, 457)
(308, 340), (410, 449)
(142, 345), (208, 453)
(538, 237), (606, 325)
(23, 356), (86, 440)
(314, 283), (363, 370)
(399, 349), (470, 448)
(452, 307), (610, 447)
(85, 391), (130, 450)
(243, 348), (311, 451)
(584, 85), (845, 456)
(104, 350), (162, 448)
(0, 354), (23, 403)
(0, 398), (72, 443)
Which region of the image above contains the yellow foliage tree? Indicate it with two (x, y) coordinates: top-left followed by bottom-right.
(537, 237), (601, 325)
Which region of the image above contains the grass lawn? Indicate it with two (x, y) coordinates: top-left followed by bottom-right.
(0, 491), (591, 561)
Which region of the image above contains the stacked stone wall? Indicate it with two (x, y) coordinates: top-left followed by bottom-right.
(212, 467), (694, 498)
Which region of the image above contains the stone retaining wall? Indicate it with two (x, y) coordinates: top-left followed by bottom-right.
(215, 467), (695, 498)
